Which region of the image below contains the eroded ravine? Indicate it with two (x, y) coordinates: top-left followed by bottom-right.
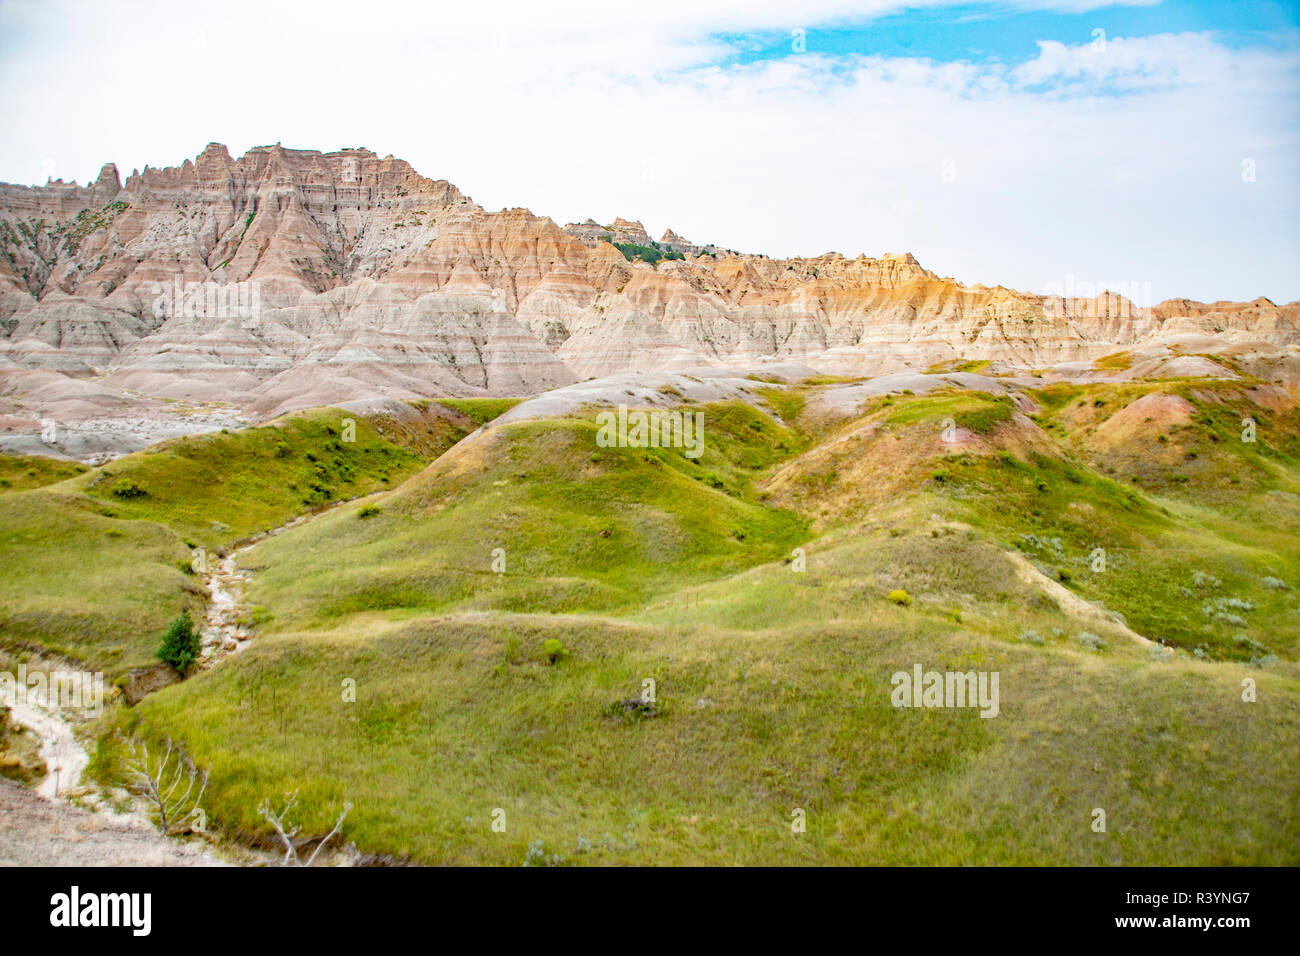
(198, 491), (386, 666)
(2, 491), (387, 862)
(5, 692), (89, 799)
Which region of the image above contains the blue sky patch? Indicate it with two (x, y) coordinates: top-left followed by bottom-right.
(712, 1), (1300, 68)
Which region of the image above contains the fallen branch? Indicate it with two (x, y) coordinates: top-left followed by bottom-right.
(258, 790), (353, 866)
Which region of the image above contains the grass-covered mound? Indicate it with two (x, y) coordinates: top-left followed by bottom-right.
(765, 389), (1039, 523)
(0, 488), (196, 670)
(0, 454), (88, 493)
(130, 595), (1300, 864)
(0, 407), (456, 671)
(239, 402), (808, 629)
(931, 450), (1298, 660)
(1032, 380), (1300, 511)
(14, 376), (1300, 866)
(426, 397), (524, 425)
(71, 409), (432, 551)
(767, 384), (1300, 662)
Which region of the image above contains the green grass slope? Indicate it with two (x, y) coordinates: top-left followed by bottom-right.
(0, 454), (88, 493)
(0, 488), (196, 670)
(238, 402), (807, 629)
(131, 547), (1300, 864)
(767, 385), (1300, 661)
(0, 407), (461, 671)
(69, 409), (432, 551)
(116, 386), (1300, 865)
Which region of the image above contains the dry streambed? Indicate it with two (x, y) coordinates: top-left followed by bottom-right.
(0, 777), (228, 867)
(1, 494), (381, 865)
(197, 493), (383, 666)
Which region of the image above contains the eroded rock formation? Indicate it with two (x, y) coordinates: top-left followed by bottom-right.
(0, 143), (1295, 420)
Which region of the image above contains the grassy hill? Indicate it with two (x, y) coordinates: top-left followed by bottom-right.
(98, 380), (1300, 865)
(0, 488), (196, 671)
(234, 402), (806, 630)
(0, 454), (87, 493)
(4, 378), (1297, 863)
(130, 607), (1299, 864)
(0, 402), (481, 671)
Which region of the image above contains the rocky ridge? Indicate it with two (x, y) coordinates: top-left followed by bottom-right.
(0, 143), (1295, 430)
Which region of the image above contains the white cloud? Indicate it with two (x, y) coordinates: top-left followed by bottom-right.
(0, 0), (1296, 301)
(1012, 32), (1261, 90)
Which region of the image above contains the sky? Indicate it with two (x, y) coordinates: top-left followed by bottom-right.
(0, 0), (1297, 303)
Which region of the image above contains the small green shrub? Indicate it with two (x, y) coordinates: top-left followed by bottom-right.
(157, 611), (201, 671)
(111, 478), (148, 498)
(887, 589), (913, 607)
(542, 638), (567, 664)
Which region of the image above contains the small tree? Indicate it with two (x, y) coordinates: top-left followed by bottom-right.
(158, 611), (201, 671)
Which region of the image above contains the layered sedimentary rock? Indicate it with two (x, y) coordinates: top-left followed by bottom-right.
(0, 143), (1295, 421)
(658, 228), (708, 257)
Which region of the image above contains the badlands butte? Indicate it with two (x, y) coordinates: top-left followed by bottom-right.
(0, 142), (1297, 460)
